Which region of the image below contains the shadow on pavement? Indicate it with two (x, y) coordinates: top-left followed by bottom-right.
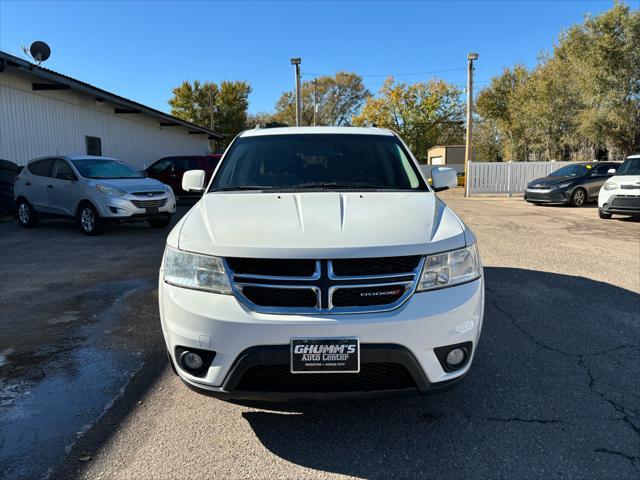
(240, 267), (640, 478)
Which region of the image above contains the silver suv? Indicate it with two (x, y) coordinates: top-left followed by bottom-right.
(14, 155), (176, 235)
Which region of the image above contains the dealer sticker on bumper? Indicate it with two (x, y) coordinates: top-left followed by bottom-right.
(290, 338), (360, 373)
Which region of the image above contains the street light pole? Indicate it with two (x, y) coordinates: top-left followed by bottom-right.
(464, 52), (479, 197)
(291, 58), (302, 127)
(313, 78), (317, 126)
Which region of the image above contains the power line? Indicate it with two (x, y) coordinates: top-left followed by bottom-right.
(301, 67), (466, 78)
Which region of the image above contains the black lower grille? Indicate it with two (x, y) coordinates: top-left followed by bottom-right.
(235, 363), (416, 392)
(611, 196), (640, 209)
(131, 198), (167, 208)
(332, 284), (407, 307)
(332, 256), (421, 276)
(227, 258), (316, 277)
(242, 286), (317, 307)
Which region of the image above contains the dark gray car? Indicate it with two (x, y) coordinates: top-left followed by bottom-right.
(524, 162), (621, 207)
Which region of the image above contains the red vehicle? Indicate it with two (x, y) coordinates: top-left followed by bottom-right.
(145, 154), (222, 197)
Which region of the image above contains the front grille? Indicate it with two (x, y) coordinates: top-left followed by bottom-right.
(132, 191), (164, 197)
(611, 196), (640, 209)
(131, 198), (167, 208)
(228, 256), (424, 313)
(332, 284), (407, 307)
(242, 286), (317, 308)
(331, 256), (421, 276)
(235, 363), (416, 392)
(227, 258), (316, 277)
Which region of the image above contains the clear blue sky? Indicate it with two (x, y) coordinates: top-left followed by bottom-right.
(0, 0), (621, 115)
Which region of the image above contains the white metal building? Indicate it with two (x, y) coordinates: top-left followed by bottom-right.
(0, 51), (222, 169)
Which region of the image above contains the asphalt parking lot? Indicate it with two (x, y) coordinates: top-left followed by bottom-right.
(1, 191), (639, 479)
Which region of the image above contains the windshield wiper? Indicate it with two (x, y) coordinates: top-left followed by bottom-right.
(210, 186), (274, 192)
(292, 182), (379, 189)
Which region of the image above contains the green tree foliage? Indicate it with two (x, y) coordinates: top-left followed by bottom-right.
(169, 80), (252, 147)
(476, 3), (640, 161)
(352, 77), (465, 162)
(273, 72), (371, 126)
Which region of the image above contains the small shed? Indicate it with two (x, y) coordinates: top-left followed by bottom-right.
(427, 145), (466, 166)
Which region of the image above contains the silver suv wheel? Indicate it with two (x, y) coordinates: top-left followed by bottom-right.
(18, 202), (30, 224)
(80, 207), (95, 232)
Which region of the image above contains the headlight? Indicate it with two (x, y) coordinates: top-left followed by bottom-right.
(163, 246), (231, 294)
(603, 182), (618, 190)
(96, 184), (127, 197)
(556, 182), (573, 189)
(417, 244), (481, 291)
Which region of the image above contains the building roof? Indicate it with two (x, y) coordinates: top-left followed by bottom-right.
(427, 145), (466, 151)
(0, 50), (223, 140)
(240, 126), (395, 137)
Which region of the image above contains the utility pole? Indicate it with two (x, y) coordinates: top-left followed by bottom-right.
(290, 58), (302, 126)
(464, 52), (479, 197)
(208, 85), (215, 152)
(209, 86), (214, 131)
(313, 78), (317, 126)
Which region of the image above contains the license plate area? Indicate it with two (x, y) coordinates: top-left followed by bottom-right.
(146, 207), (159, 214)
(290, 338), (359, 374)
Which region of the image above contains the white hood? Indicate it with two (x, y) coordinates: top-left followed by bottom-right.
(173, 192), (468, 259)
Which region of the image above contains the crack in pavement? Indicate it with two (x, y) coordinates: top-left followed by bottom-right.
(486, 292), (640, 470)
(485, 417), (563, 424)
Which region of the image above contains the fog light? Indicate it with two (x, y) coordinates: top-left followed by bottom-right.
(603, 203), (609, 210)
(182, 351), (203, 370)
(446, 348), (466, 368)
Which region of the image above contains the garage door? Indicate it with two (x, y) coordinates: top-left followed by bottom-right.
(431, 156), (444, 165)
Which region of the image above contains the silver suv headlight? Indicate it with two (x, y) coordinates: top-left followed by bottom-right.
(417, 244), (481, 291)
(96, 184), (127, 197)
(163, 246), (231, 294)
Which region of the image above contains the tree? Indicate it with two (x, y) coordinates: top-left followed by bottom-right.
(352, 77), (465, 162)
(476, 3), (640, 161)
(169, 80), (252, 147)
(168, 80), (218, 128)
(273, 72), (370, 126)
(555, 2), (640, 158)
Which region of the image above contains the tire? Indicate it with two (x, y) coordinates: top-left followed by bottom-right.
(148, 216), (171, 229)
(77, 203), (104, 236)
(569, 188), (587, 207)
(16, 199), (38, 228)
(598, 209), (612, 219)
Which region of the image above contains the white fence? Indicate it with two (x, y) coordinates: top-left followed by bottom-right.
(467, 161), (573, 196)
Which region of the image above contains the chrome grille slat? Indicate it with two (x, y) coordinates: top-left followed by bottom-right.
(225, 257), (424, 315)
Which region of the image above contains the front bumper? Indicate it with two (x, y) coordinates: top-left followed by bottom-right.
(96, 194), (176, 220)
(159, 276), (484, 399)
(599, 192), (640, 215)
(524, 189), (569, 204)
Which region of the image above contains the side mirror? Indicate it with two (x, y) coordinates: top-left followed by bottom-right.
(607, 168), (616, 174)
(431, 167), (458, 192)
(182, 169), (205, 192)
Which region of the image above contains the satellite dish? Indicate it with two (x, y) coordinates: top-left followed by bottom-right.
(29, 41), (51, 63)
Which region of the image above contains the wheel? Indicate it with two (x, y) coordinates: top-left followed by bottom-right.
(77, 203), (104, 235)
(148, 216), (171, 229)
(598, 209), (612, 219)
(569, 188), (587, 207)
(16, 199), (38, 228)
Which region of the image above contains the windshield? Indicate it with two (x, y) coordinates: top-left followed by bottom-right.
(549, 164), (591, 177)
(72, 159), (143, 179)
(616, 158), (640, 176)
(209, 134), (426, 192)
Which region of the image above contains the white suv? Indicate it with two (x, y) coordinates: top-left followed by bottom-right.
(598, 154), (640, 219)
(159, 127), (484, 400)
